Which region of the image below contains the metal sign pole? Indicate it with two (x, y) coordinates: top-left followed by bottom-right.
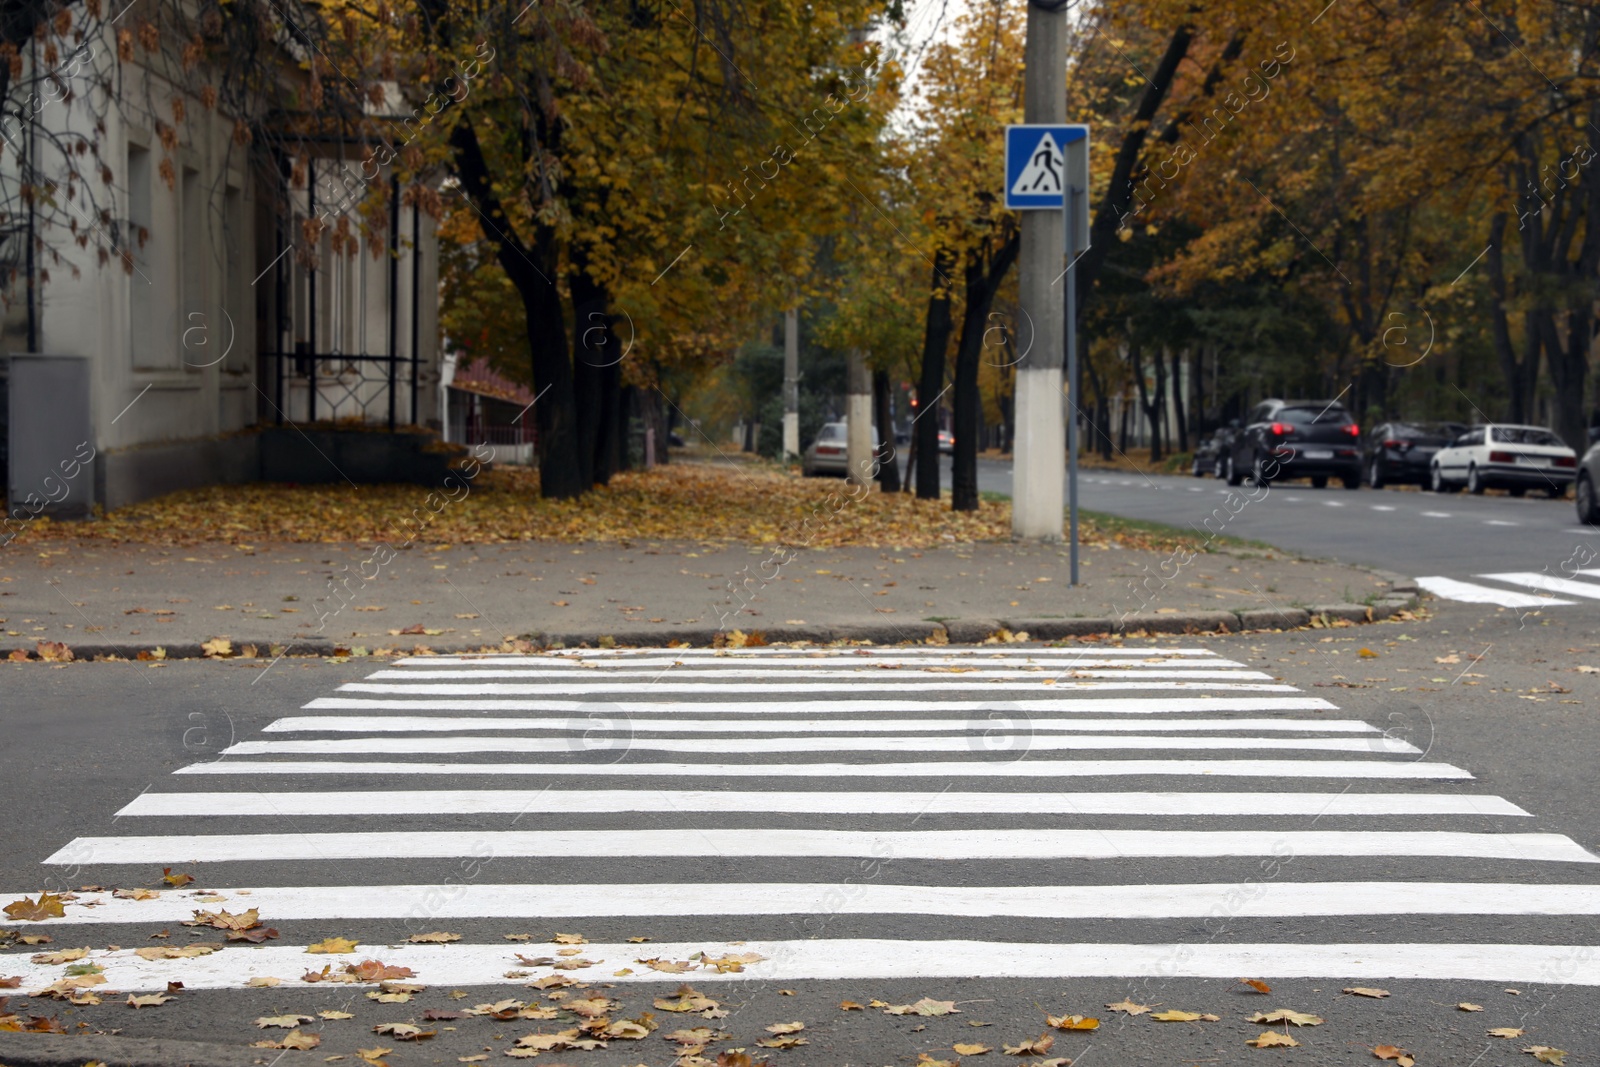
(1065, 188), (1079, 586)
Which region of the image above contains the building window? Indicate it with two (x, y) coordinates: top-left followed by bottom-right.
(126, 143), (158, 368)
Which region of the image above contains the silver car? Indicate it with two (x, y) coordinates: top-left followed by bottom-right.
(802, 421), (880, 477)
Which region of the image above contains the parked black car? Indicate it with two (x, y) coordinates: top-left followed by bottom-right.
(1225, 398), (1362, 488)
(1365, 421), (1466, 488)
(1191, 424), (1238, 478)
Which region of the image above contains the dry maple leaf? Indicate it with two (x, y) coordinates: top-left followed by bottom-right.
(373, 1022), (435, 1040)
(953, 1043), (992, 1055)
(1151, 1009), (1216, 1022)
(4, 893), (66, 921)
(134, 945), (217, 961)
(637, 956), (697, 973)
(31, 948), (88, 964)
(1525, 1048), (1568, 1066)
(1001, 1032), (1054, 1055)
(1105, 998), (1152, 1015)
(187, 907), (259, 931)
(1246, 1031), (1300, 1048)
(765, 1021), (805, 1034)
(1458, 1002), (1485, 1011)
(407, 931), (460, 943)
(1344, 987), (1391, 998)
(1374, 1045), (1416, 1066)
(884, 997), (960, 1016)
(307, 936), (360, 953)
(126, 993), (172, 1008)
(35, 641), (73, 662)
(113, 887), (159, 900)
(161, 868), (194, 887)
(756, 1035), (807, 1049)
(320, 1010), (355, 1020)
(1240, 978), (1272, 994)
(200, 637), (233, 658)
(256, 1013), (315, 1028)
(552, 932), (587, 944)
(1247, 1009), (1324, 1026)
(1490, 1028), (1526, 1038)
(605, 1016), (655, 1039)
(1045, 1013), (1098, 1030)
(347, 960), (415, 982)
(839, 1000), (865, 1011)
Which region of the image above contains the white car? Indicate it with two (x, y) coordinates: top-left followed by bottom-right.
(1429, 423), (1576, 497)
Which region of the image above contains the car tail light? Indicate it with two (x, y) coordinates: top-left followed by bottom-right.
(1382, 438), (1411, 451)
(1489, 451), (1513, 463)
(1556, 456), (1577, 468)
(817, 446), (841, 455)
(1270, 422), (1291, 436)
(1345, 424), (1360, 436)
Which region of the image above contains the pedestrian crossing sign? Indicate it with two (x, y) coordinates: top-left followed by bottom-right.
(1005, 124), (1089, 210)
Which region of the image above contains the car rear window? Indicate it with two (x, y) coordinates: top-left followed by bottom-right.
(816, 425), (843, 442)
(1279, 406), (1352, 424)
(1493, 427), (1562, 446)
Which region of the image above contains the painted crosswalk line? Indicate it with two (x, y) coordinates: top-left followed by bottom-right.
(263, 714), (1380, 734)
(10, 940), (1600, 991)
(338, 678), (1289, 696)
(13, 879), (1595, 925)
(407, 648), (1228, 662)
(46, 829), (1593, 864)
(303, 695), (1340, 715)
(370, 661), (1255, 677)
(1416, 575), (1574, 608)
(219, 734), (1422, 755)
(1478, 571), (1600, 600)
(172, 758), (1476, 779)
(115, 789), (1528, 818)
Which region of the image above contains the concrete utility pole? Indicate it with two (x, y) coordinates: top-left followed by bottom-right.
(1012, 1), (1066, 541)
(783, 308), (800, 461)
(845, 349), (873, 486)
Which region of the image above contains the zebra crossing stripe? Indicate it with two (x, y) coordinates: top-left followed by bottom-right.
(337, 680), (1299, 695)
(115, 789), (1527, 818)
(403, 648), (1228, 662)
(11, 939), (1600, 989)
(1477, 571), (1600, 600)
(219, 735), (1422, 756)
(262, 715), (1380, 735)
(45, 829), (1591, 864)
(11, 879), (1584, 925)
(1416, 576), (1573, 608)
(369, 663), (1256, 679)
(302, 696), (1340, 715)
(173, 758), (1476, 779)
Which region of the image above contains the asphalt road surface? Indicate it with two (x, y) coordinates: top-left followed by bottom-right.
(5, 613), (1600, 1065)
(947, 455), (1600, 592)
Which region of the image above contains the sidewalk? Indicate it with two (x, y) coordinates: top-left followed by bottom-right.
(0, 536), (1418, 657)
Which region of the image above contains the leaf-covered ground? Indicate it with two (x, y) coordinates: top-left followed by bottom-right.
(15, 462), (1220, 553)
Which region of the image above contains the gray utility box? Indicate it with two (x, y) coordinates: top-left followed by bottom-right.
(6, 354), (95, 521)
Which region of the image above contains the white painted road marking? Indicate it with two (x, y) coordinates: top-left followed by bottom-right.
(173, 758), (1476, 779)
(220, 734), (1423, 756)
(263, 715), (1378, 735)
(46, 829), (1594, 864)
(1416, 576), (1574, 608)
(303, 696), (1341, 715)
(12, 940), (1600, 989)
(117, 789), (1525, 818)
(1477, 571), (1600, 600)
(17, 879), (1586, 925)
(338, 680), (1301, 695)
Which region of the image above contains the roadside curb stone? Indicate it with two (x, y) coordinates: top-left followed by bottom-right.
(0, 585), (1426, 658)
(1235, 607), (1312, 631)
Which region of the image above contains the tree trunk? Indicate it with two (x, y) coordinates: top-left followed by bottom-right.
(1130, 338), (1165, 462)
(1552, 305), (1593, 449)
(1171, 345), (1188, 450)
(450, 120), (585, 499)
(915, 248), (957, 500)
(902, 423), (918, 493)
(872, 368), (901, 492)
(952, 233), (1021, 512)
